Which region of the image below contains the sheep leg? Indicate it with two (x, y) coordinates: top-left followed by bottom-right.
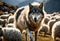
(26, 28), (35, 41)
(35, 31), (38, 41)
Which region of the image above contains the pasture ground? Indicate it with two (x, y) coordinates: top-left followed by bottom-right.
(22, 32), (53, 41)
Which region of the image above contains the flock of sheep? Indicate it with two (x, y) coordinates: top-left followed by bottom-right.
(38, 12), (60, 41)
(0, 13), (22, 41)
(0, 2), (60, 41)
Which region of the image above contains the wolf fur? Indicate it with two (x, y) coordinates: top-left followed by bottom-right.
(14, 2), (45, 41)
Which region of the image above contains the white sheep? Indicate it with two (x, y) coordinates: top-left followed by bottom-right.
(42, 14), (52, 25)
(43, 12), (60, 25)
(8, 15), (14, 23)
(0, 14), (12, 19)
(38, 24), (49, 37)
(38, 14), (53, 36)
(48, 19), (56, 34)
(47, 16), (60, 37)
(46, 13), (60, 35)
(0, 27), (22, 41)
(6, 23), (14, 27)
(0, 19), (7, 27)
(52, 21), (60, 41)
(39, 13), (58, 36)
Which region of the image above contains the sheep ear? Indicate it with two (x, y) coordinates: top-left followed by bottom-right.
(29, 3), (33, 9)
(39, 3), (43, 9)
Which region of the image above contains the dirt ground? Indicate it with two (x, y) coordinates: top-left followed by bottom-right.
(22, 32), (53, 41)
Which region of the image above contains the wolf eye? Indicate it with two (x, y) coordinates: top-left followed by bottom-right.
(36, 10), (38, 12)
(33, 10), (35, 12)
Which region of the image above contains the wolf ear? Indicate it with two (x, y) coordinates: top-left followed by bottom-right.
(29, 3), (33, 9)
(39, 3), (43, 9)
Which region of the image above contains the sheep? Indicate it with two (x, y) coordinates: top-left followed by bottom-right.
(48, 13), (60, 34)
(47, 16), (60, 36)
(43, 12), (59, 25)
(8, 15), (14, 23)
(42, 14), (52, 25)
(38, 24), (49, 37)
(0, 27), (22, 41)
(0, 14), (12, 19)
(0, 19), (7, 27)
(4, 12), (8, 14)
(39, 13), (58, 36)
(52, 21), (60, 41)
(51, 12), (60, 16)
(48, 19), (56, 34)
(6, 23), (14, 27)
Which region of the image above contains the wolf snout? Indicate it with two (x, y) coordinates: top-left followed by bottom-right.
(34, 17), (38, 22)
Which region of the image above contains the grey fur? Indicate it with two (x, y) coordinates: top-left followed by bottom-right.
(1, 28), (22, 41)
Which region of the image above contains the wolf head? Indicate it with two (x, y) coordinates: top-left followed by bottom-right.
(28, 3), (44, 24)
